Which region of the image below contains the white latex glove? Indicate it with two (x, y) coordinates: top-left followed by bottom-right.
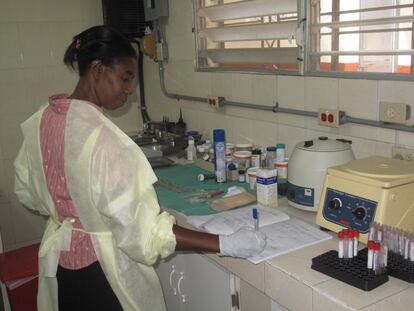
(218, 227), (267, 258)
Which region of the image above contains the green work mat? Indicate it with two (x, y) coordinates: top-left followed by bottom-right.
(154, 164), (254, 216)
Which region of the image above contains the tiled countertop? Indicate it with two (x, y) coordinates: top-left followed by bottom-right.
(166, 198), (414, 311)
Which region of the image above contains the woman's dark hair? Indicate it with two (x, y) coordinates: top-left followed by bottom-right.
(63, 25), (137, 76)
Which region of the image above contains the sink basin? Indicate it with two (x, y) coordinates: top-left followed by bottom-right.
(139, 142), (183, 158)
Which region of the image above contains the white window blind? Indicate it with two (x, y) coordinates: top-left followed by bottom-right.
(308, 0), (414, 76)
(194, 0), (303, 73)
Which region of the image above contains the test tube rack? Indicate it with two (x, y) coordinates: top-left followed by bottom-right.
(311, 250), (389, 291)
(358, 248), (414, 283)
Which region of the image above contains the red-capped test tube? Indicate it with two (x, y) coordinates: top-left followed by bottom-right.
(338, 231), (345, 259)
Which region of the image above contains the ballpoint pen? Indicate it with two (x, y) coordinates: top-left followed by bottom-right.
(252, 207), (259, 231)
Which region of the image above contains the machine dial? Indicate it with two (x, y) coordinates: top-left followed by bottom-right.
(328, 198), (342, 210)
(352, 207), (366, 220)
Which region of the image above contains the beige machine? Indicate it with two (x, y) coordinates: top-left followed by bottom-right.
(316, 156), (414, 243)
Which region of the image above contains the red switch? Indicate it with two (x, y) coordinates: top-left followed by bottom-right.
(321, 113), (327, 122)
(328, 114), (334, 123)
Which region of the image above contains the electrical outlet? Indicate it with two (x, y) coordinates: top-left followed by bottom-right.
(207, 96), (223, 110)
(318, 108), (344, 128)
(392, 146), (414, 162)
(379, 102), (410, 124)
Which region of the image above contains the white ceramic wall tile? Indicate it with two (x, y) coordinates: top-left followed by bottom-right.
(166, 0), (194, 62)
(11, 200), (47, 244)
(265, 263), (313, 311)
(338, 123), (395, 144)
(304, 76), (339, 111)
(80, 0), (103, 24)
(46, 0), (82, 22)
(374, 141), (394, 158)
(43, 65), (78, 95)
(252, 75), (277, 107)
(0, 23), (23, 69)
(0, 69), (26, 115)
(48, 22), (84, 66)
(338, 79), (378, 120)
(250, 120), (278, 148)
(277, 76), (306, 127)
(0, 0), (17, 22)
(12, 0), (48, 22)
(231, 74), (254, 103)
(313, 277), (411, 311)
(378, 80), (414, 126)
(277, 124), (306, 156)
(162, 61), (188, 95)
(105, 99), (141, 133)
(231, 117), (255, 145)
(305, 117), (340, 136)
(344, 137), (377, 159)
(396, 130), (414, 148)
(178, 61), (212, 98)
(211, 73), (234, 99)
(0, 116), (25, 161)
(22, 67), (52, 114)
(18, 22), (53, 67)
(0, 202), (15, 250)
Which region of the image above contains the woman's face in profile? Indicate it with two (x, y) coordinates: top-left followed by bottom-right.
(95, 57), (138, 110)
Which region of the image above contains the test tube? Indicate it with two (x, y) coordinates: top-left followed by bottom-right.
(367, 241), (374, 269)
(338, 231), (345, 259)
(353, 229), (359, 257)
(347, 230), (354, 259)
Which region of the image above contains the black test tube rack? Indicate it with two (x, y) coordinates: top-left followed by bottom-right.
(358, 248), (414, 283)
(311, 250), (389, 291)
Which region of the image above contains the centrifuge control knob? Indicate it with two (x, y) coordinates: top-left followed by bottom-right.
(328, 198), (342, 210)
(352, 207), (366, 220)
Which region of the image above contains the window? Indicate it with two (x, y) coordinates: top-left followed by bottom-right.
(193, 0), (304, 74)
(308, 0), (414, 78)
(193, 0), (414, 79)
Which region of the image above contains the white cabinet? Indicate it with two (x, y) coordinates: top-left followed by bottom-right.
(155, 252), (234, 311)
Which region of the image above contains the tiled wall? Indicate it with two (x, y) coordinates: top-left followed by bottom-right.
(143, 1), (414, 161)
(0, 0), (141, 250)
(1, 1), (414, 250)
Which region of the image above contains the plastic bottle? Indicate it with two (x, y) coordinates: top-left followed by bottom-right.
(186, 138), (196, 161)
(276, 143), (286, 162)
(251, 149), (261, 168)
(213, 129), (226, 183)
(266, 146), (276, 169)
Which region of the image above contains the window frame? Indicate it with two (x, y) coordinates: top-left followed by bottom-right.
(192, 0), (414, 80)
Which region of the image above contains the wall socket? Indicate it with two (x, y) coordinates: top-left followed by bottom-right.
(392, 146), (414, 162)
(207, 96), (223, 110)
(379, 102), (410, 124)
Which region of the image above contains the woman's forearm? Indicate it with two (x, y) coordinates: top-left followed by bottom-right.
(173, 224), (219, 252)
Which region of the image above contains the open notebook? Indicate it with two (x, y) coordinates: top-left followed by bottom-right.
(186, 205), (332, 264)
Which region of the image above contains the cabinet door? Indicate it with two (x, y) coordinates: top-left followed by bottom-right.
(155, 253), (186, 311)
(182, 254), (233, 311)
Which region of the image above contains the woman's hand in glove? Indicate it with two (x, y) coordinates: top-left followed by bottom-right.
(218, 227), (267, 258)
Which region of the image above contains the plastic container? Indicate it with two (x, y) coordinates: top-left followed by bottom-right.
(213, 129), (226, 183)
(233, 151), (252, 170)
(247, 167), (258, 190)
(266, 146), (276, 169)
(186, 138), (196, 161)
(276, 143), (286, 162)
(238, 170), (246, 182)
(235, 143), (253, 152)
(251, 149), (261, 168)
(226, 143), (235, 155)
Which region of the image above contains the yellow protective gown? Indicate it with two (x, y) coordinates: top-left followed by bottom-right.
(14, 100), (176, 311)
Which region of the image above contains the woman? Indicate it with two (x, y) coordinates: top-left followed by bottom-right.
(14, 25), (266, 311)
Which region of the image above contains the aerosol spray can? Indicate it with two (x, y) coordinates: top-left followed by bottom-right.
(213, 129), (226, 183)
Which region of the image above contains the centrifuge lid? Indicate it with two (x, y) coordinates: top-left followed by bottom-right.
(328, 156), (414, 188)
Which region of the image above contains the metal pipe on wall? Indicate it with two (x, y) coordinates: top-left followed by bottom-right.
(158, 62), (414, 133)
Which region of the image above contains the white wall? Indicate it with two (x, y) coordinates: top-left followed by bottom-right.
(1, 0), (414, 250)
(143, 1), (414, 160)
(0, 0), (140, 250)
